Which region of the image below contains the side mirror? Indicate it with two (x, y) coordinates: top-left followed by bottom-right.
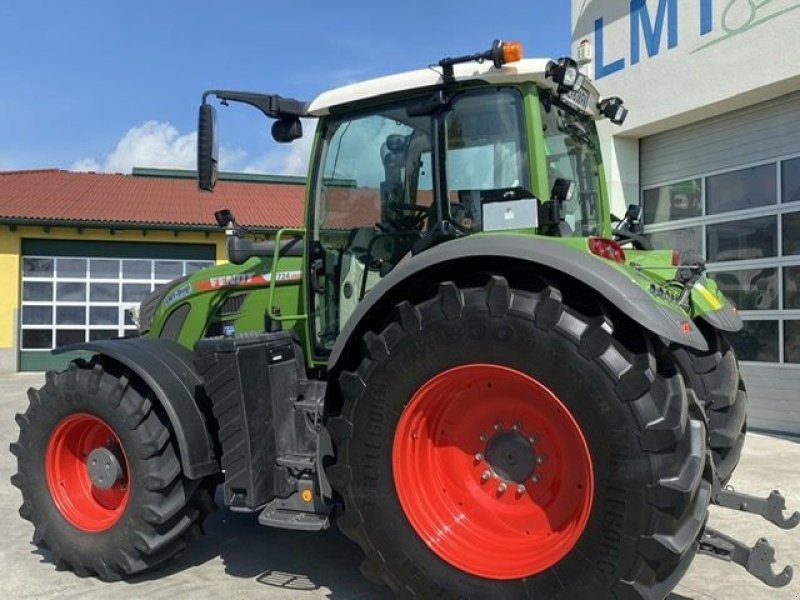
(272, 118), (302, 143)
(625, 204), (641, 221)
(197, 103), (218, 191)
(214, 208), (234, 227)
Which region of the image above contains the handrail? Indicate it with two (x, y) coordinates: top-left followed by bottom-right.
(267, 227), (308, 322)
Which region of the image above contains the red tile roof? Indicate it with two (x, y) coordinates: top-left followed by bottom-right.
(0, 169), (305, 230)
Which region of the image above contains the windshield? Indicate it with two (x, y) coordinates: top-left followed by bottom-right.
(540, 93), (602, 236)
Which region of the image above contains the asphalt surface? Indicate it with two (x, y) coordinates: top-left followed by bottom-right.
(1, 372), (798, 599)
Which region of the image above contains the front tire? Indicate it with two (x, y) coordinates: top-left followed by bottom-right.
(673, 327), (747, 485)
(328, 277), (711, 599)
(10, 360), (215, 580)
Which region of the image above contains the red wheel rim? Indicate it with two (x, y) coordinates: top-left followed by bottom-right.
(392, 364), (594, 580)
(46, 413), (130, 532)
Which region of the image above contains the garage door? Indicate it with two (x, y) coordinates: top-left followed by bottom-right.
(19, 239), (214, 372)
(640, 91), (800, 436)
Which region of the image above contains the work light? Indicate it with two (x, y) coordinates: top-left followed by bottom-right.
(546, 57), (585, 93)
(598, 97), (628, 125)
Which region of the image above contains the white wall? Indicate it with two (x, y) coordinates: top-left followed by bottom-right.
(571, 0), (800, 212)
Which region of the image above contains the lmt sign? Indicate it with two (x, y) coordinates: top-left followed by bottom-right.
(595, 0), (714, 78)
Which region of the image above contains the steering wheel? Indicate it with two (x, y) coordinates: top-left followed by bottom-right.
(384, 202), (429, 231)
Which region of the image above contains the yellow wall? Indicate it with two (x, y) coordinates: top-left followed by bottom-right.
(0, 230), (22, 348)
(0, 225), (228, 351)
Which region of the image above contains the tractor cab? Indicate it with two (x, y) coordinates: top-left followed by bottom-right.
(198, 41), (630, 354)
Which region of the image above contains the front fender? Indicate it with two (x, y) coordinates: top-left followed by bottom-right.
(329, 235), (708, 368)
(55, 338), (219, 480)
(692, 278), (743, 332)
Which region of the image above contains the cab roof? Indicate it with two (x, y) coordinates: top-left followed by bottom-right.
(307, 58), (600, 117)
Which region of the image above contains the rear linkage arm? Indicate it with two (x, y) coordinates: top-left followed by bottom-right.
(698, 527), (793, 588)
(715, 486), (800, 530)
(698, 485), (799, 588)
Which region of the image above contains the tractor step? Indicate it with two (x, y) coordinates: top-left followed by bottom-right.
(698, 526), (793, 588)
(713, 486), (800, 529)
(258, 497), (330, 531)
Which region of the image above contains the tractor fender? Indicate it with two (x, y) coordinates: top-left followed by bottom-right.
(55, 337), (219, 480)
(329, 235), (708, 368)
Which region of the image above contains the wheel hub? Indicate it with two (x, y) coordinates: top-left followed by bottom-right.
(485, 430), (536, 483)
(86, 446), (124, 490)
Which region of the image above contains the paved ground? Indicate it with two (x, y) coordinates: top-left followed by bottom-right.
(1, 372), (798, 599)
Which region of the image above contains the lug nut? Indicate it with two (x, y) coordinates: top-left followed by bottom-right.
(516, 484), (526, 495)
(536, 454), (547, 464)
(497, 482), (507, 494)
(494, 422), (502, 431)
(529, 436), (537, 444)
(474, 452), (484, 462)
(481, 470), (491, 481)
(531, 473), (540, 483)
(513, 422), (521, 431)
(479, 433), (488, 442)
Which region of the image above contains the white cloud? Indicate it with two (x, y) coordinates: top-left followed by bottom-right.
(71, 157), (101, 172)
(241, 118), (317, 177)
(71, 120), (246, 174)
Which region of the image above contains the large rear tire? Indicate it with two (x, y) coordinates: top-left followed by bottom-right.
(10, 360), (215, 580)
(673, 327), (747, 485)
(328, 277), (711, 599)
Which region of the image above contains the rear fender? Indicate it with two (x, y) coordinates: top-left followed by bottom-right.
(55, 338), (219, 479)
(328, 235), (709, 369)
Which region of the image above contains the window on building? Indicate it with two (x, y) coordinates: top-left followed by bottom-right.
(785, 266), (800, 309)
(786, 321), (800, 363)
(706, 164), (776, 215)
(647, 226), (703, 253)
(710, 268), (778, 311)
(642, 179), (702, 225)
(782, 157), (800, 204)
(727, 320), (779, 363)
(783, 212), (800, 255)
(706, 216), (777, 262)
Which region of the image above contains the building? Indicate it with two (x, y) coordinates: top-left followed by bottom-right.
(572, 0), (800, 434)
(0, 168), (304, 373)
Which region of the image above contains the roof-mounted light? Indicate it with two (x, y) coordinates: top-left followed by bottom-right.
(598, 97), (629, 125)
(545, 57), (585, 93)
(438, 40), (524, 83)
(493, 40), (523, 67)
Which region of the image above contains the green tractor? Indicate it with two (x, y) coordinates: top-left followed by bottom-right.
(11, 41), (798, 598)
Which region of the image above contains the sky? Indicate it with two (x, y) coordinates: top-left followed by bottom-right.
(0, 1), (570, 178)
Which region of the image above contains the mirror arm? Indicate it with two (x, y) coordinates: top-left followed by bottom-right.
(202, 90), (309, 120)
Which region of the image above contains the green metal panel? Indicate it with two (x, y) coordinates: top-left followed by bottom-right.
(21, 239), (215, 260)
